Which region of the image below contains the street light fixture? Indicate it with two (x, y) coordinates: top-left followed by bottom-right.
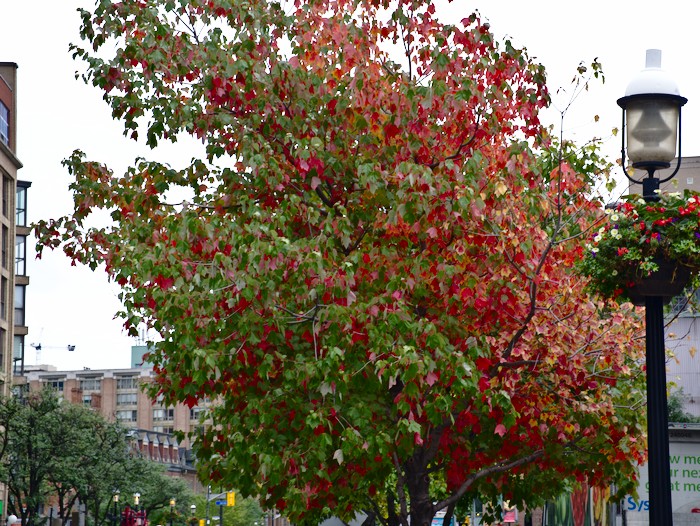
(618, 49), (687, 526)
(112, 490), (120, 526)
(618, 48), (687, 201)
(130, 493), (146, 526)
(170, 499), (176, 526)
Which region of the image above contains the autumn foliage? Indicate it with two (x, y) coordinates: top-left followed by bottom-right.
(37, 0), (646, 525)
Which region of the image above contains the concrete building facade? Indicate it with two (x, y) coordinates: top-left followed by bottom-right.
(0, 63), (21, 393)
(0, 61), (25, 523)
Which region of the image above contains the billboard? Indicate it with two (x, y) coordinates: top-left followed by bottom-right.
(625, 428), (700, 523)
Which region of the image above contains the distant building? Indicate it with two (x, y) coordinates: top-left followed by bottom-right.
(15, 362), (210, 442)
(14, 361), (208, 490)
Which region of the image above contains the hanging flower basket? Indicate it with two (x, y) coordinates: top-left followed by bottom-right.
(625, 258), (692, 306)
(579, 191), (700, 304)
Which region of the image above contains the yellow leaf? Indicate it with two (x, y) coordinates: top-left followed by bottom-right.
(690, 347), (697, 359)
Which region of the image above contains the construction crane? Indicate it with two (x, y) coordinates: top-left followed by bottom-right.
(30, 343), (76, 364)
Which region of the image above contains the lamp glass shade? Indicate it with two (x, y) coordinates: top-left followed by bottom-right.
(626, 97), (679, 166)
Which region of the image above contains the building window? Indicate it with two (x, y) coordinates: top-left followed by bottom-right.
(82, 394), (92, 406)
(190, 424), (204, 435)
(0, 328), (5, 371)
(79, 378), (101, 391)
(44, 377), (65, 392)
(2, 225), (7, 269)
(0, 102), (8, 146)
(15, 235), (25, 276)
(11, 383), (29, 399)
(117, 393), (138, 406)
(13, 334), (23, 372)
(14, 284), (24, 326)
(16, 184), (27, 227)
(153, 426), (174, 434)
(190, 407), (206, 420)
(117, 376), (137, 390)
(153, 408), (174, 421)
(116, 410), (138, 422)
(2, 175), (9, 218)
(1, 277), (7, 320)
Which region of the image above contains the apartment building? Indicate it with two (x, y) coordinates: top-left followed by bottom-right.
(0, 61), (29, 523)
(0, 63), (21, 393)
(16, 362), (209, 443)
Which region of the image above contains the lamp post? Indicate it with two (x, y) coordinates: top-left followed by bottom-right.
(112, 491), (120, 526)
(618, 49), (688, 526)
(132, 493), (145, 526)
(169, 499), (176, 526)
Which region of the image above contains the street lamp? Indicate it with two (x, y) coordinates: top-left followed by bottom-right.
(132, 493), (146, 526)
(618, 48), (687, 200)
(618, 49), (687, 526)
(169, 499), (176, 526)
(112, 491), (120, 526)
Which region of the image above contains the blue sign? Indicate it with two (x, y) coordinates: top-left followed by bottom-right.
(215, 500), (226, 507)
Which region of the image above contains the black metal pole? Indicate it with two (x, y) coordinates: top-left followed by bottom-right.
(645, 295), (672, 525)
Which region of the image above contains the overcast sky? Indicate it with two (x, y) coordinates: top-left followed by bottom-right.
(1, 0), (698, 370)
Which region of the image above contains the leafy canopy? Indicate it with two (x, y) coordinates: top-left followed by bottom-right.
(37, 1), (646, 525)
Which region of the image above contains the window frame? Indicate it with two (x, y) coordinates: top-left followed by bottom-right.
(0, 101), (8, 146)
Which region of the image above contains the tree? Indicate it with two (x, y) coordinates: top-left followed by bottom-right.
(0, 389), (62, 526)
(668, 388), (700, 423)
(127, 461), (194, 519)
(161, 492), (263, 526)
(36, 1), (647, 525)
(0, 389), (195, 526)
(47, 401), (134, 526)
(0, 389), (133, 526)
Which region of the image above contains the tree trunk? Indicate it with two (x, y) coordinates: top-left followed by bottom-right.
(405, 457), (434, 526)
(386, 492), (401, 526)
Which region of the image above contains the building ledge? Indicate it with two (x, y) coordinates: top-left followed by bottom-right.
(0, 140), (21, 169)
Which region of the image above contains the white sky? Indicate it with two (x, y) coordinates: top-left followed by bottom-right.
(1, 0), (699, 370)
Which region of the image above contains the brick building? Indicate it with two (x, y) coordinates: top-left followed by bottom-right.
(15, 363), (210, 442)
(13, 362), (207, 492)
(1, 61), (32, 523)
